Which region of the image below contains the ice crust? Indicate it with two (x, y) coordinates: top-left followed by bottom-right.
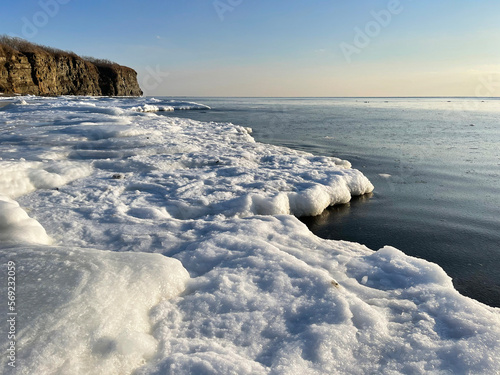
(1, 96), (499, 375)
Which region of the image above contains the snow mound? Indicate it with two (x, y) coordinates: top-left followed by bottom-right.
(0, 245), (189, 374)
(0, 161), (92, 199)
(0, 195), (51, 244)
(134, 216), (500, 375)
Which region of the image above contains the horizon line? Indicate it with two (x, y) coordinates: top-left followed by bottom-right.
(150, 95), (500, 99)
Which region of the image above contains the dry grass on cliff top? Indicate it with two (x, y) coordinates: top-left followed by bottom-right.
(0, 35), (77, 57)
(0, 35), (118, 67)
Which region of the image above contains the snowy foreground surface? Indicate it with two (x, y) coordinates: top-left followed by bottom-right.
(1, 96), (499, 374)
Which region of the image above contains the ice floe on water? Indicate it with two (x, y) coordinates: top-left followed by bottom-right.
(1, 96), (499, 374)
(131, 100), (210, 112)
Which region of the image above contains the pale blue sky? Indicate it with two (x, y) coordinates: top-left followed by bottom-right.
(1, 0), (500, 96)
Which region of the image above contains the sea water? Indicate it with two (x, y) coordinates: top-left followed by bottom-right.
(161, 97), (500, 307)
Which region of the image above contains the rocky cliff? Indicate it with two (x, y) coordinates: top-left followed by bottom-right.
(0, 38), (142, 96)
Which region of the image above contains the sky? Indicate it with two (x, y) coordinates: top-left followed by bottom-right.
(1, 0), (500, 97)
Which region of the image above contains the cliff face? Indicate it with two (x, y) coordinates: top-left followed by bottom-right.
(0, 45), (142, 96)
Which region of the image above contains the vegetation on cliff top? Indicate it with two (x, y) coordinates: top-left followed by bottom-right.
(0, 35), (117, 67)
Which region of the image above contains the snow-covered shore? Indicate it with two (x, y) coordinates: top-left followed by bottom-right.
(1, 96), (499, 374)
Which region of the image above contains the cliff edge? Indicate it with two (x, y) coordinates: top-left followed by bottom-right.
(0, 37), (142, 96)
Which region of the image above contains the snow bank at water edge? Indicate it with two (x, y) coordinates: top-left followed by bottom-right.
(0, 96), (372, 218)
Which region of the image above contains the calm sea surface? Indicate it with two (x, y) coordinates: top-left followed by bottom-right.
(160, 97), (500, 307)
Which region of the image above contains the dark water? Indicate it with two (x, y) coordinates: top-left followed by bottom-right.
(159, 97), (500, 307)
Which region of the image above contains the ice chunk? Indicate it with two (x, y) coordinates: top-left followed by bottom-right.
(131, 104), (175, 112)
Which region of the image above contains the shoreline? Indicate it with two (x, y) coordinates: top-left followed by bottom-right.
(156, 96), (500, 308)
